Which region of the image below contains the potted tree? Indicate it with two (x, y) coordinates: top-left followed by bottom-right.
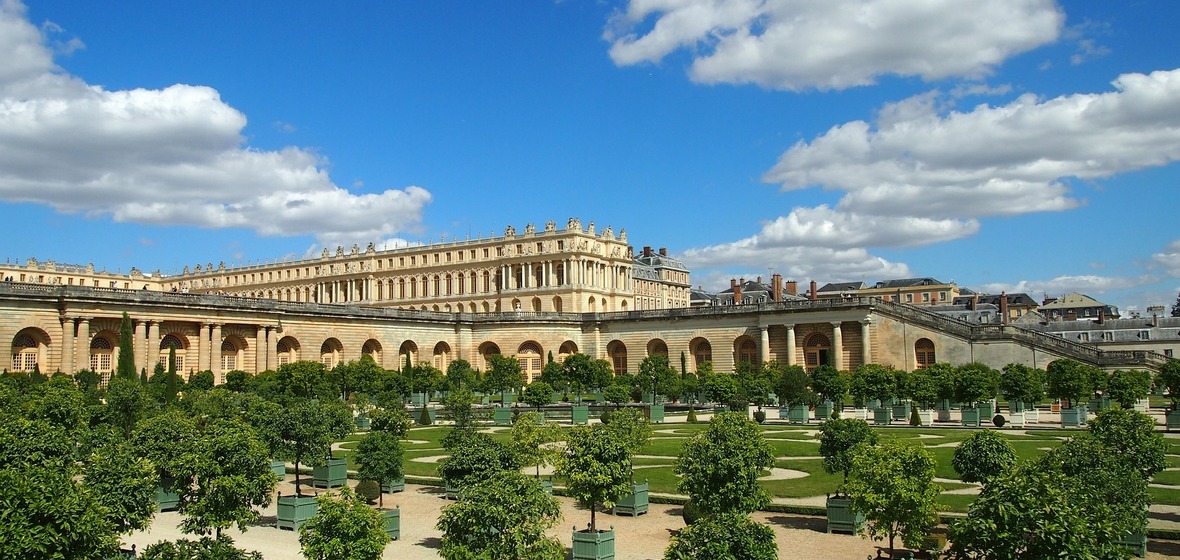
(436, 470), (563, 558)
(485, 355), (524, 425)
(954, 363), (1000, 427)
(999, 363), (1045, 426)
(561, 353), (595, 424)
(352, 429), (404, 540)
(1107, 369), (1152, 411)
(557, 424), (633, 559)
(601, 407), (652, 516)
(437, 429), (520, 499)
(891, 369), (914, 421)
(274, 400), (352, 530)
(1157, 361), (1180, 431)
(130, 410), (197, 513)
(908, 368), (940, 426)
(809, 364), (848, 420)
(510, 411), (560, 494)
(853, 364), (896, 426)
(818, 417), (878, 534)
(1046, 359), (1093, 428)
(773, 363), (811, 424)
(638, 355), (676, 423)
(521, 380), (555, 423)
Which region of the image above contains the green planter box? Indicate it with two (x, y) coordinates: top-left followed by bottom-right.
(353, 415), (370, 430)
(445, 483), (460, 500)
(613, 480), (649, 516)
(647, 404), (665, 424)
(1120, 530), (1146, 558)
(494, 406), (513, 426)
(787, 405), (810, 424)
(572, 527), (615, 560)
(977, 401), (995, 420)
(1167, 410), (1180, 431)
(500, 393), (516, 404)
(540, 478), (554, 495)
(713, 406), (727, 416)
(533, 411), (547, 425)
(413, 407), (437, 426)
(312, 458), (348, 489)
(961, 407), (981, 427)
(276, 493), (318, 531)
(380, 507), (400, 541)
(571, 405), (589, 425)
(270, 460), (287, 481)
(873, 408), (891, 426)
(866, 399), (881, 410)
(1061, 407), (1085, 428)
(1008, 401), (1025, 413)
(154, 478), (180, 512)
(826, 495), (864, 534)
(381, 477), (405, 494)
(814, 401), (833, 421)
(891, 401), (911, 421)
(411, 393), (428, 407)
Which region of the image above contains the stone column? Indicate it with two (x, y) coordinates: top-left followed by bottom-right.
(76, 317), (91, 373)
(196, 323), (208, 374)
(60, 316), (75, 375)
(265, 326), (277, 372)
(133, 319), (146, 375)
(785, 324), (796, 366)
(860, 319), (872, 367)
(255, 326), (266, 374)
(147, 320), (161, 373)
(760, 326), (770, 364)
(831, 321), (844, 371)
(210, 324), (223, 383)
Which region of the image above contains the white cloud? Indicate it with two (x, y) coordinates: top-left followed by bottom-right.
(977, 274), (1156, 298)
(1151, 240), (1180, 278)
(681, 237), (912, 283)
(605, 0), (1063, 90)
(0, 1), (431, 247)
(765, 68), (1180, 219)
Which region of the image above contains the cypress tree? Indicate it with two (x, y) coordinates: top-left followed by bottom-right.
(116, 312), (137, 381)
(165, 346), (178, 404)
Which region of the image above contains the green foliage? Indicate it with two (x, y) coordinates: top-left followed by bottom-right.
(951, 431), (1016, 485)
(909, 405), (921, 426)
(0, 466), (122, 558)
(1088, 408), (1167, 479)
(271, 400), (352, 495)
(663, 512), (777, 560)
(700, 373), (738, 405)
(908, 368), (940, 409)
(273, 360), (334, 402)
(117, 312), (137, 381)
(674, 412), (773, 516)
(772, 363), (810, 406)
(601, 406), (652, 454)
(845, 439), (941, 554)
(445, 358), (479, 392)
(998, 363), (1045, 405)
(353, 430), (404, 508)
(140, 534), (263, 560)
(686, 407), (698, 423)
(188, 370), (215, 391)
(355, 479), (381, 504)
(752, 409), (766, 423)
(368, 406), (412, 437)
(444, 387), (477, 427)
(952, 362), (999, 407)
(106, 376), (155, 438)
(510, 412), (560, 478)
(522, 380), (555, 409)
(850, 363), (897, 404)
(437, 430), (519, 489)
(808, 364), (847, 403)
(484, 354), (524, 400)
(1045, 358), (1094, 407)
(299, 487), (388, 560)
(222, 369), (250, 393)
(1158, 359), (1180, 409)
(1106, 369), (1152, 409)
(638, 354), (679, 404)
(83, 441), (158, 535)
(562, 353), (598, 399)
(603, 383), (631, 407)
(178, 419), (279, 537)
(0, 416), (75, 470)
(557, 424), (633, 532)
(132, 410), (200, 480)
(417, 404), (434, 426)
(436, 470), (564, 560)
(817, 417), (878, 484)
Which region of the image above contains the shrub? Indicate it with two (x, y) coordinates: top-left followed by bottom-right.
(355, 480), (380, 504)
(681, 499), (705, 525)
(686, 407), (698, 424)
(599, 410), (613, 425)
(417, 406), (433, 426)
(993, 414), (1006, 427)
(752, 410), (766, 424)
(909, 406), (921, 426)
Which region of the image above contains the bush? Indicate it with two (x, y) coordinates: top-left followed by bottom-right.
(909, 406), (921, 426)
(922, 532), (948, 553)
(355, 480), (381, 504)
(599, 410), (613, 425)
(752, 410), (766, 424)
(830, 409), (840, 420)
(417, 406), (432, 426)
(681, 499), (706, 525)
(993, 414), (1006, 427)
(686, 407), (698, 424)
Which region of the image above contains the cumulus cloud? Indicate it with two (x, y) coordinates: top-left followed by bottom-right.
(765, 68), (1180, 218)
(977, 274), (1157, 298)
(1151, 240), (1180, 278)
(605, 0), (1063, 90)
(0, 1), (430, 246)
(681, 236), (912, 282)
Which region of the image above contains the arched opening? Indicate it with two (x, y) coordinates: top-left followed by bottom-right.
(552, 296), (563, 313)
(275, 336), (301, 368)
(607, 340), (628, 374)
(804, 333), (831, 371)
(477, 341), (501, 371)
(915, 338), (936, 368)
(646, 339), (668, 358)
(362, 339), (382, 366)
(531, 297), (542, 313)
(398, 340), (419, 369)
(10, 328), (48, 373)
(89, 335), (115, 385)
(735, 337), (758, 366)
(433, 341), (452, 371)
(690, 338), (712, 370)
(558, 341), (578, 361)
(159, 334), (189, 373)
(221, 337), (246, 373)
(517, 341), (543, 383)
(320, 338), (343, 370)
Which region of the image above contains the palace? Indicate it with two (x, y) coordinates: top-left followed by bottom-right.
(0, 220), (1171, 385)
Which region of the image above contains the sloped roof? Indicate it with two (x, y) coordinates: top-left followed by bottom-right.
(817, 281), (867, 293)
(1039, 292), (1110, 310)
(871, 277), (949, 289)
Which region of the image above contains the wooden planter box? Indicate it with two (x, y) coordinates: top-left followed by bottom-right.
(1167, 410), (1180, 432)
(154, 477), (180, 512)
(493, 406), (513, 426)
(1007, 401), (1025, 413)
(787, 405), (810, 424)
(1120, 530), (1147, 558)
(977, 401), (995, 420)
(572, 527), (615, 560)
(891, 401), (911, 421)
(312, 458), (348, 489)
(814, 400), (833, 421)
(826, 495), (864, 534)
(353, 415), (370, 431)
(381, 477), (405, 494)
(270, 460), (287, 481)
(276, 493), (318, 531)
(540, 478), (554, 495)
(647, 404), (665, 424)
(1024, 408), (1040, 424)
(961, 407), (981, 427)
(1005, 411), (1025, 428)
(571, 405), (589, 425)
(873, 407), (891, 426)
(380, 507), (400, 541)
(916, 409), (934, 426)
(1061, 407), (1084, 428)
(613, 480), (649, 516)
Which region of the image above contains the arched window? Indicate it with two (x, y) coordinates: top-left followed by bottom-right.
(320, 339), (342, 369)
(915, 338), (936, 368)
(692, 339), (712, 369)
(276, 338), (299, 367)
(803, 334), (831, 371)
(607, 341), (628, 374)
(517, 342), (543, 382)
(647, 339), (668, 358)
(221, 340), (239, 372)
(11, 333), (38, 372)
(433, 342), (452, 371)
(159, 334), (186, 372)
(90, 337), (114, 383)
(738, 339), (757, 364)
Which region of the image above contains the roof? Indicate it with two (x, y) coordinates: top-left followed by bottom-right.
(633, 253), (688, 272)
(1039, 292), (1111, 310)
(817, 281), (867, 293)
(951, 293), (1038, 307)
(871, 277), (950, 289)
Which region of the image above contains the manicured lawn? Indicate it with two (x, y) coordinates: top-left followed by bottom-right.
(1152, 469), (1180, 486)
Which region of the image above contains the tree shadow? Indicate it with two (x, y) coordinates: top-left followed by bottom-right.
(766, 514), (827, 533)
(663, 506), (685, 518)
(416, 537), (442, 550)
(1148, 539), (1180, 557)
(1149, 509), (1180, 523)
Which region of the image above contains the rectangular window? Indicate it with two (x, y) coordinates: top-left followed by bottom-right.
(1138, 330), (1150, 340)
(1079, 332), (1089, 342)
(905, 293), (913, 303)
(1103, 332), (1113, 341)
(939, 291), (947, 301)
(921, 293), (930, 302)
(222, 355), (236, 371)
(1165, 349), (1174, 358)
(159, 355), (185, 373)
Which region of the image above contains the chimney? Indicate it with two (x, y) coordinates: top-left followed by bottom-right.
(809, 280), (817, 301)
(771, 273), (782, 302)
(970, 294), (979, 311)
(659, 247), (667, 256)
(643, 246), (652, 257)
(1153, 314), (1159, 327)
(785, 280), (798, 296)
(734, 278), (743, 304)
(999, 292), (1009, 324)
(756, 276), (762, 284)
(1097, 309), (1104, 325)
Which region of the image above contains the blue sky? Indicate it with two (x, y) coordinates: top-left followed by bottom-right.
(2, 0), (1180, 314)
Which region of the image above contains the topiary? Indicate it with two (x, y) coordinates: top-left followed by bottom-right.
(686, 407), (698, 424)
(992, 414), (1006, 427)
(681, 499), (706, 525)
(830, 409), (840, 420)
(355, 479), (381, 504)
(418, 406), (433, 426)
(752, 410), (767, 424)
(599, 410), (613, 425)
(909, 406), (921, 426)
